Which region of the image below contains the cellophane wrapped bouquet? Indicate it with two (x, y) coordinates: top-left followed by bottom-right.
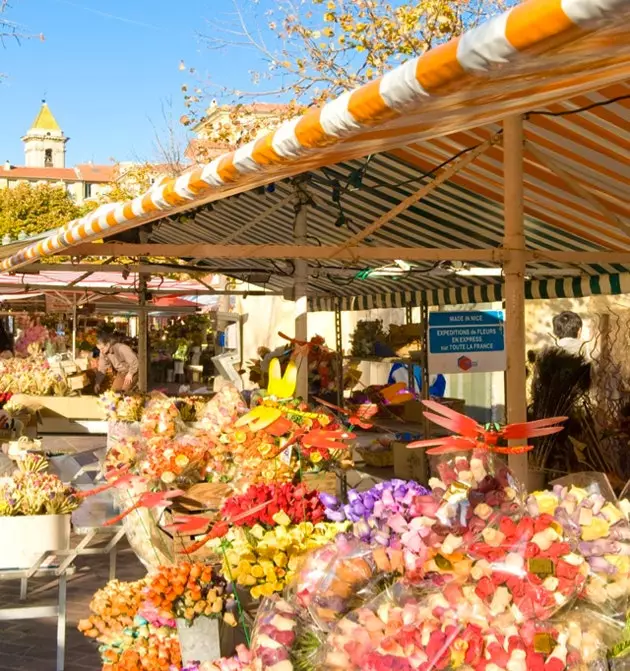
(247, 402), (630, 671)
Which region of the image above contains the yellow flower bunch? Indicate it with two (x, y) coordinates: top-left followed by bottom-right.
(217, 515), (348, 600)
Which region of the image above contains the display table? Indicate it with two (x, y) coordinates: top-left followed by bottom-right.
(0, 565), (75, 671)
(13, 394), (106, 435)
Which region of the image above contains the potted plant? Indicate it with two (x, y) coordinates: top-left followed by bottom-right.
(0, 454), (80, 569)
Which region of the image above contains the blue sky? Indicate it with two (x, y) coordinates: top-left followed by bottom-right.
(0, 0), (273, 166)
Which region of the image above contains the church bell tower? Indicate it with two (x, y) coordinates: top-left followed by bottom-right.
(22, 100), (68, 168)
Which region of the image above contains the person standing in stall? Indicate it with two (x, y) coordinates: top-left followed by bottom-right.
(94, 330), (139, 393)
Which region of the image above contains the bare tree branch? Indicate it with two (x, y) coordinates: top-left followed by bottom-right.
(182, 0), (516, 144)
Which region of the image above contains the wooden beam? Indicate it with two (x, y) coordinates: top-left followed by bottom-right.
(0, 284), (262, 296)
(526, 144), (630, 238)
(330, 134), (501, 255)
(503, 115), (528, 487)
(69, 243), (506, 262)
(18, 263), (212, 275)
(24, 247), (630, 267)
(528, 250), (630, 264)
(219, 194), (293, 244)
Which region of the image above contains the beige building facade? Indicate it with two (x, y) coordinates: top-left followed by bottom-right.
(1, 101), (114, 204)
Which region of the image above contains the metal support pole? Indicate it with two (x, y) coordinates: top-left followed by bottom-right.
(71, 299), (77, 360)
(56, 572), (67, 671)
(503, 115), (529, 488)
(420, 300), (430, 482)
(334, 301), (344, 408)
(138, 275), (149, 393)
(405, 305), (415, 392)
(293, 181), (310, 400)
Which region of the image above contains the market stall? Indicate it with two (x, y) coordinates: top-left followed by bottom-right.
(0, 0), (628, 668)
(0, 0), (624, 480)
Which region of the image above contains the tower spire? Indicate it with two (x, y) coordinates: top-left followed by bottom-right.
(22, 101), (68, 168)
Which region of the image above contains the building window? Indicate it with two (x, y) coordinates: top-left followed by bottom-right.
(83, 182), (93, 200)
(44, 149), (53, 167)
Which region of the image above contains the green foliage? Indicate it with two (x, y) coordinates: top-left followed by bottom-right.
(0, 182), (88, 239)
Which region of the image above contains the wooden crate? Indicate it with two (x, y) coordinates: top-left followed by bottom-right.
(303, 471), (338, 496)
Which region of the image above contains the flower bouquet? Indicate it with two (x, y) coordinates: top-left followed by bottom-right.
(0, 454), (80, 516)
(178, 646), (252, 671)
(140, 433), (213, 487)
(528, 483), (630, 612)
(250, 596), (301, 671)
(101, 391), (146, 423)
(322, 582), (610, 671)
(221, 483), (327, 528)
(292, 534), (406, 632)
(0, 454), (80, 568)
(197, 384), (247, 436)
(14, 318), (49, 356)
(145, 563), (238, 627)
(0, 349), (69, 396)
(99, 617), (182, 671)
(321, 480), (431, 581)
(141, 394), (185, 440)
(216, 516), (347, 600)
(78, 578), (149, 643)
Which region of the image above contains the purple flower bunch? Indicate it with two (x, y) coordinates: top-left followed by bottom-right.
(321, 479), (429, 546)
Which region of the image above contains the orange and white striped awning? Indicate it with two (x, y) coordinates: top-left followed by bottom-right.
(2, 0), (629, 272)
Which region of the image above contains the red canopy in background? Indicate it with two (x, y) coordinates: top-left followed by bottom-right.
(153, 296), (198, 308)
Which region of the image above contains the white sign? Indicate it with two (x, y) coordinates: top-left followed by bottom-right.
(428, 310), (506, 374)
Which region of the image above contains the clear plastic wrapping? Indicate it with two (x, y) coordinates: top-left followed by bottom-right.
(197, 384), (247, 436)
(140, 392), (185, 439)
(320, 584), (613, 671)
(427, 450), (525, 542)
(250, 595), (301, 671)
(467, 511), (588, 621)
(528, 478), (630, 614)
(291, 535), (399, 631)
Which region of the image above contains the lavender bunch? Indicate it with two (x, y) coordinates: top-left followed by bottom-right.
(320, 479), (429, 546)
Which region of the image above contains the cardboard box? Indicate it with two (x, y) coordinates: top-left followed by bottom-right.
(68, 374), (88, 391)
(62, 361), (78, 375)
(76, 358), (89, 372)
(392, 397), (466, 424)
(303, 471), (338, 496)
(393, 440), (428, 483)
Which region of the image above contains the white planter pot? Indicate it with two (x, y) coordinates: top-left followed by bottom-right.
(0, 514), (71, 569)
(177, 616), (221, 665)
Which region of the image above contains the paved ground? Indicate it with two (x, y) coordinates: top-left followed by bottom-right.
(0, 433), (143, 671)
(0, 543), (145, 671)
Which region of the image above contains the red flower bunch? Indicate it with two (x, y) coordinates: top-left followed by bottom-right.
(221, 482), (326, 528)
(468, 513), (587, 621)
(0, 392), (13, 408)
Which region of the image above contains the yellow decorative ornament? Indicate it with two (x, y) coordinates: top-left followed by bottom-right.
(235, 405), (282, 431)
(268, 357), (297, 399)
(236, 357), (298, 429)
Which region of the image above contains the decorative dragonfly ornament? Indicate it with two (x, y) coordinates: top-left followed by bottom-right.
(407, 400), (566, 455)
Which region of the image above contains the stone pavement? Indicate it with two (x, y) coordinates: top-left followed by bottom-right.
(0, 543), (144, 671)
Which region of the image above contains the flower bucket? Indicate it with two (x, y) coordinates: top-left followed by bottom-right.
(0, 514), (71, 569)
(176, 616), (221, 665)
